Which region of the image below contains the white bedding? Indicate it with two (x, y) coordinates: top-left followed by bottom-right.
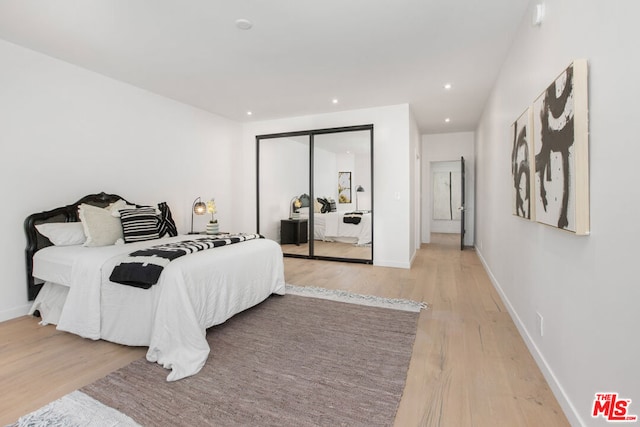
(305, 212), (372, 245)
(33, 244), (88, 286)
(30, 235), (285, 381)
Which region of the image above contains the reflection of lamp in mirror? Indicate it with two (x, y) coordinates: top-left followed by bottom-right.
(355, 185), (365, 212)
(190, 197), (207, 234)
(290, 196), (302, 219)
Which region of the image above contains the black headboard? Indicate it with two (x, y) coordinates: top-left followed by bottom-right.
(24, 192), (133, 300)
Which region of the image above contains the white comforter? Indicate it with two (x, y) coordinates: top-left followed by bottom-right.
(48, 235), (285, 381)
(312, 212), (372, 245)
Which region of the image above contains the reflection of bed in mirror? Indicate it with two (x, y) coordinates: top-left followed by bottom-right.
(299, 208), (372, 246)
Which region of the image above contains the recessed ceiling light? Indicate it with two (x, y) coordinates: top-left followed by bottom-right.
(445, 118), (451, 123)
(235, 19), (253, 30)
(444, 83), (452, 90)
(332, 98), (339, 104)
(247, 111), (253, 116)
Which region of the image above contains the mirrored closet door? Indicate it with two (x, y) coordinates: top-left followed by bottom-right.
(257, 125), (373, 264)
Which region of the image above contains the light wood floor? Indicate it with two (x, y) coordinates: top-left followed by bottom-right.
(0, 233), (568, 426)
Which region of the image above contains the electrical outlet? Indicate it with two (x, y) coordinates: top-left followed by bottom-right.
(536, 312), (544, 337)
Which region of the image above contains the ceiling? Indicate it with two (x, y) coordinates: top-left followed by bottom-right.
(0, 0), (531, 134)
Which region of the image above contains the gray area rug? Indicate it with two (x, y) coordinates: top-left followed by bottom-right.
(13, 287), (422, 427)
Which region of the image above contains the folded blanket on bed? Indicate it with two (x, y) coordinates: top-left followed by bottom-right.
(109, 233), (263, 289)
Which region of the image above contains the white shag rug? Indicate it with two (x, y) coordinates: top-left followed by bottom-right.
(285, 284), (427, 312)
(9, 391), (139, 427)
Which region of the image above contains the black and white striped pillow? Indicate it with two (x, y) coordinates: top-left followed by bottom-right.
(157, 202), (178, 237)
(119, 207), (160, 243)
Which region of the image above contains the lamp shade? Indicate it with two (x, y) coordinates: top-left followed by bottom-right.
(355, 185), (365, 212)
(194, 201), (206, 215)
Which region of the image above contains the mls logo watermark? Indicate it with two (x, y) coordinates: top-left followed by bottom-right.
(592, 393), (637, 422)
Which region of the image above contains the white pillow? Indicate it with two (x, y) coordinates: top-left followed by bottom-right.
(107, 199), (137, 217)
(78, 203), (124, 247)
(35, 222), (86, 246)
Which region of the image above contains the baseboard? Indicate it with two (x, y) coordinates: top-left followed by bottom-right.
(0, 303), (32, 323)
(474, 246), (584, 427)
(409, 248), (417, 267)
(373, 260), (411, 269)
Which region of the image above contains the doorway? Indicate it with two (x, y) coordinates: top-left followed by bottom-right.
(430, 160), (465, 248)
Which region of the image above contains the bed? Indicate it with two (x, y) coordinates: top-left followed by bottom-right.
(24, 192), (285, 381)
(299, 209), (372, 246)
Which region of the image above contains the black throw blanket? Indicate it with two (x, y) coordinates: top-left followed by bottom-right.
(109, 233), (263, 289)
(343, 212), (363, 225)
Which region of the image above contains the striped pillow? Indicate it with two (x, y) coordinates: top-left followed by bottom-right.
(119, 207), (160, 243)
(157, 202), (178, 237)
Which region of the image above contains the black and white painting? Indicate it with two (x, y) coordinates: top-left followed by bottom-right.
(511, 108), (534, 220)
(338, 171), (352, 203)
(532, 59), (589, 235)
(433, 171), (462, 221)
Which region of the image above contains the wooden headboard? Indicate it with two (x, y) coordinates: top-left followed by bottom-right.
(24, 192), (132, 301)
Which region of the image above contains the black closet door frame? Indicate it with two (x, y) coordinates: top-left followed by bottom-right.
(256, 124), (374, 265)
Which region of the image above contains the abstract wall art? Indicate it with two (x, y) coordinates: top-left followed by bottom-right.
(532, 59), (590, 235)
(433, 171), (462, 221)
(511, 107), (535, 220)
(338, 171), (352, 203)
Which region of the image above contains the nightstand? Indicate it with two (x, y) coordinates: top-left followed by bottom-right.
(280, 219), (308, 245)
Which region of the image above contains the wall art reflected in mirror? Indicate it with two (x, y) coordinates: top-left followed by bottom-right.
(338, 171), (352, 203)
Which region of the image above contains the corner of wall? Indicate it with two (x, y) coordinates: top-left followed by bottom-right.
(0, 303), (31, 323)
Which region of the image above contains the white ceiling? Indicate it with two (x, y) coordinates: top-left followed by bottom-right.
(0, 0), (530, 133)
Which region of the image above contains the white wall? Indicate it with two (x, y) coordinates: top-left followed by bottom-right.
(258, 137), (310, 241)
(421, 132), (475, 246)
(354, 152), (372, 211)
(240, 104), (413, 268)
(0, 40), (241, 321)
(314, 146), (337, 201)
(409, 110), (421, 256)
(475, 2), (640, 425)
(313, 132), (371, 211)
